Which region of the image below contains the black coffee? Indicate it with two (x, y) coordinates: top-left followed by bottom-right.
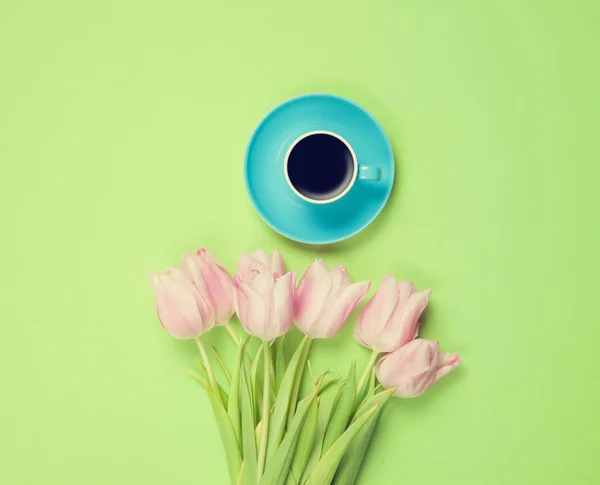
(286, 133), (355, 201)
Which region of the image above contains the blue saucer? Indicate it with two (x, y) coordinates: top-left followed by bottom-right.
(244, 94), (394, 244)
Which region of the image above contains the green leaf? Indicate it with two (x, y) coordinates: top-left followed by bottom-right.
(237, 462), (245, 485)
(266, 336), (308, 461)
(352, 368), (376, 415)
(353, 388), (395, 422)
(187, 370), (208, 388)
(241, 359), (258, 485)
(332, 389), (394, 485)
(213, 346), (232, 385)
(287, 337), (312, 427)
(299, 381), (344, 484)
(258, 386), (320, 485)
(255, 419), (262, 446)
(349, 370), (376, 423)
(205, 379), (243, 485)
(269, 343), (277, 395)
(331, 415), (379, 485)
(194, 356), (229, 404)
(304, 405), (379, 485)
(322, 358), (357, 454)
(286, 394), (319, 485)
(195, 357), (208, 378)
(269, 381), (277, 406)
(220, 384), (230, 408)
(307, 360), (316, 387)
(228, 338), (247, 449)
(275, 336), (287, 391)
(242, 342), (256, 419)
(367, 369), (376, 400)
(187, 370), (229, 408)
(321, 375), (341, 395)
(252, 345), (263, 418)
(257, 341), (272, 480)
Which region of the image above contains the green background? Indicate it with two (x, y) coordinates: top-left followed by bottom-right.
(2, 1), (599, 483)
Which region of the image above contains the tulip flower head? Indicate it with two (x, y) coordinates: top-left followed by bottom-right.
(376, 339), (460, 398)
(295, 259), (370, 338)
(355, 275), (431, 353)
(149, 267), (214, 339)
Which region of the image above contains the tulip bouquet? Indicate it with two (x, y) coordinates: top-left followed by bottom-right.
(149, 249), (460, 485)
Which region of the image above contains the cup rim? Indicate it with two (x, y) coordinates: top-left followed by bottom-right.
(283, 130), (358, 204)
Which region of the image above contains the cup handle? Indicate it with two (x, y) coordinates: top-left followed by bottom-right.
(358, 165), (382, 181)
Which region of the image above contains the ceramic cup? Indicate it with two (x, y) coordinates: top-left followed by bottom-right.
(284, 130), (382, 204)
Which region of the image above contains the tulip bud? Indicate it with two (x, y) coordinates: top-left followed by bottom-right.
(295, 259), (370, 338)
(149, 268), (214, 339)
(234, 270), (295, 340)
(376, 339), (460, 398)
(355, 275), (430, 353)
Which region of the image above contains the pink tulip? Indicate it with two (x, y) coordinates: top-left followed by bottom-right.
(355, 275), (431, 353)
(149, 267), (214, 339)
(234, 270), (295, 340)
(375, 339), (460, 398)
(237, 249), (285, 282)
(295, 260), (370, 338)
(181, 249), (235, 323)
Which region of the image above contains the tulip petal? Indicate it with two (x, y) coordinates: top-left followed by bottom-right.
(148, 273), (160, 294)
(196, 247), (215, 263)
(237, 254), (256, 282)
(181, 252), (209, 296)
(238, 253), (268, 282)
(203, 263), (235, 323)
(356, 275), (398, 348)
(249, 272), (276, 332)
(168, 266), (214, 324)
(377, 289), (428, 353)
(435, 353), (461, 382)
(250, 270), (276, 294)
(380, 280), (415, 331)
(195, 249), (235, 318)
(395, 280), (416, 308)
(154, 274), (208, 339)
(271, 249), (285, 275)
(388, 288), (430, 346)
(319, 281), (370, 338)
(310, 266), (352, 336)
(295, 260), (332, 335)
(269, 271), (295, 339)
(329, 265), (352, 297)
(235, 280), (267, 337)
(249, 249), (272, 269)
(337, 281), (370, 323)
(354, 322), (369, 348)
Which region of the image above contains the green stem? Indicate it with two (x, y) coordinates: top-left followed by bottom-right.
(287, 336), (312, 427)
(224, 321), (242, 347)
(257, 341), (270, 479)
(356, 349), (379, 398)
(196, 337), (221, 404)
